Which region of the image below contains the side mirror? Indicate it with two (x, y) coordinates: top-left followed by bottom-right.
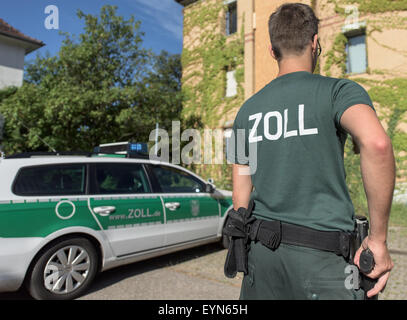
(205, 183), (215, 193)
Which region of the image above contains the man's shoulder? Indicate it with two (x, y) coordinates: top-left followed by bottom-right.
(234, 87), (267, 123)
(233, 74), (363, 122)
(237, 74), (333, 111)
(325, 76), (370, 100)
(308, 74), (369, 100)
(236, 81), (276, 117)
(253, 73), (352, 96)
(311, 73), (348, 86)
(316, 74), (363, 88)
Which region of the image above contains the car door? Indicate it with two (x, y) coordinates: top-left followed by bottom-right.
(146, 164), (219, 246)
(88, 162), (165, 257)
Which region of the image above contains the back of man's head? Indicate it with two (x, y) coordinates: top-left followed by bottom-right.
(268, 3), (319, 61)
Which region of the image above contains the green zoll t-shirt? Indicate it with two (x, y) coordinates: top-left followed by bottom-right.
(228, 71), (374, 232)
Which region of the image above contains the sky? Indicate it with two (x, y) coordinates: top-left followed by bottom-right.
(1, 0), (184, 62)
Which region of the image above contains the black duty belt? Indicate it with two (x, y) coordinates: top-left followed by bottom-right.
(224, 201), (355, 279)
(252, 219), (353, 257)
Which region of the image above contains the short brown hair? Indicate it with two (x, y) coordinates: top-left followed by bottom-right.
(268, 3), (319, 60)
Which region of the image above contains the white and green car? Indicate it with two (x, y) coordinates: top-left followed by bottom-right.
(0, 152), (233, 300)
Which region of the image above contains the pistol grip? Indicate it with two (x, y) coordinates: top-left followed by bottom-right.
(360, 248), (375, 274)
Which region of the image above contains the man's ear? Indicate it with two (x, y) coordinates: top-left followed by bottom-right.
(269, 44), (277, 61)
(312, 34), (318, 55)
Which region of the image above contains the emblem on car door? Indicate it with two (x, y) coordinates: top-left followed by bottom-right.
(191, 200), (200, 217)
(55, 200), (76, 220)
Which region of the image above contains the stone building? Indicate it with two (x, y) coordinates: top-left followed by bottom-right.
(0, 18), (44, 89)
(176, 0), (407, 191)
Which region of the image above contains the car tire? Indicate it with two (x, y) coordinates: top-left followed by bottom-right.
(26, 237), (98, 300)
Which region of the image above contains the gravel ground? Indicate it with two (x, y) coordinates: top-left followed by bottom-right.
(80, 225), (406, 300)
(1, 227), (405, 300)
(380, 226), (407, 300)
(79, 242), (242, 300)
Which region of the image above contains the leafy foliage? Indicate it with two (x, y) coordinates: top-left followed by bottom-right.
(323, 33), (348, 77)
(329, 0), (407, 15)
(180, 0), (245, 187)
(0, 5), (185, 154)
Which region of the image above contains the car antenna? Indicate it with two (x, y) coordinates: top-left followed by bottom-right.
(17, 117), (58, 153)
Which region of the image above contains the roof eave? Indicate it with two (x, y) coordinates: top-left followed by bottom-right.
(175, 0), (200, 7)
(0, 31), (45, 55)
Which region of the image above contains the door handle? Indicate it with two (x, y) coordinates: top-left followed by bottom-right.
(93, 206), (116, 216)
(165, 202), (180, 211)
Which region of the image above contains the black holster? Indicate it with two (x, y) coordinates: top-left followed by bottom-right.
(350, 216), (378, 300)
(223, 200), (256, 278)
(223, 201), (282, 278)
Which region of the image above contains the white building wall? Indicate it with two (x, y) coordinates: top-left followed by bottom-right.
(0, 38), (26, 89)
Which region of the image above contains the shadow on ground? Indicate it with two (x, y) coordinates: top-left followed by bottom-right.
(0, 242), (224, 300)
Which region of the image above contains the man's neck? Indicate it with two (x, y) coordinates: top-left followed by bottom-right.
(276, 57), (313, 77)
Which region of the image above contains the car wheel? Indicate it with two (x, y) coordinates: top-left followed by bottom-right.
(221, 217), (231, 249)
(27, 237), (98, 300)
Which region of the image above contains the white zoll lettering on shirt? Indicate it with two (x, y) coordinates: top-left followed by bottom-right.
(248, 104), (319, 143)
(248, 113), (263, 143)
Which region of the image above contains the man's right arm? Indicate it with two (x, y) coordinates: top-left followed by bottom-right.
(232, 164), (253, 210)
(340, 103), (395, 297)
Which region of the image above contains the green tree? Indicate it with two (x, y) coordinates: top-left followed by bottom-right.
(117, 50), (184, 141)
(0, 5), (185, 155)
(0, 87), (17, 144)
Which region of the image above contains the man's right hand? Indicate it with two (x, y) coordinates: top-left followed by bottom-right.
(354, 236), (394, 298)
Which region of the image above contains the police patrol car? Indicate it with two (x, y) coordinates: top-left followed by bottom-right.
(0, 142), (233, 300)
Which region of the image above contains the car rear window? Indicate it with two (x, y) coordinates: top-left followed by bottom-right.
(13, 164), (86, 196)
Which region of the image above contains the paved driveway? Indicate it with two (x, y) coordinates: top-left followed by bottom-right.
(380, 227), (407, 300)
(1, 227), (405, 300)
(0, 243), (242, 300)
(79, 243), (242, 300)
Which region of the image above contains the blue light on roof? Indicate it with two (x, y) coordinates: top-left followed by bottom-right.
(129, 143), (148, 153)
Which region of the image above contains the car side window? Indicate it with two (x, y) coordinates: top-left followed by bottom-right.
(151, 165), (205, 193)
(13, 164), (86, 196)
(92, 163), (151, 194)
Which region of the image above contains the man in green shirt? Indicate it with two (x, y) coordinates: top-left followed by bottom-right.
(228, 3), (394, 300)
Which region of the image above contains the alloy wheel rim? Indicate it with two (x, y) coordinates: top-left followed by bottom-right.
(43, 245), (90, 295)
